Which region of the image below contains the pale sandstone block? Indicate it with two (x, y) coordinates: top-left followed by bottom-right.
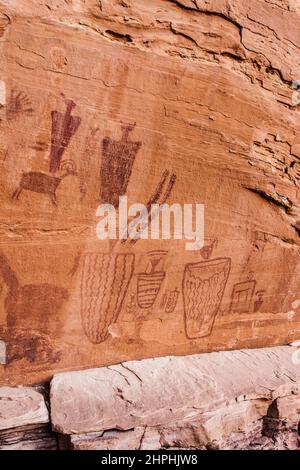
(0, 386), (49, 431)
(50, 346), (300, 435)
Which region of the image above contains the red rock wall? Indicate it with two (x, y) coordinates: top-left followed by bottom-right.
(0, 0), (300, 385)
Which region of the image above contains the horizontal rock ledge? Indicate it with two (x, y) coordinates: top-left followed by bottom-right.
(50, 345), (300, 435)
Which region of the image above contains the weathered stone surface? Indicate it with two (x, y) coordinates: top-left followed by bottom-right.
(68, 429), (145, 451)
(50, 345), (300, 436)
(0, 1), (300, 385)
(61, 419), (300, 450)
(0, 425), (57, 450)
(269, 394), (300, 425)
(0, 386), (49, 431)
(222, 423), (299, 450)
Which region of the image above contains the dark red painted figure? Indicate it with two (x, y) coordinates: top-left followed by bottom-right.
(101, 123), (141, 208)
(49, 98), (81, 173)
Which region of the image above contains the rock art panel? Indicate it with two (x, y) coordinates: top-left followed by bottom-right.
(0, 0), (299, 385)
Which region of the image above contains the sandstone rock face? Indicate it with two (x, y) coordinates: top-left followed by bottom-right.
(0, 426), (58, 451)
(50, 346), (300, 443)
(0, 1), (300, 384)
(0, 386), (49, 431)
(0, 347), (299, 450)
(0, 385), (57, 450)
(50, 346), (300, 450)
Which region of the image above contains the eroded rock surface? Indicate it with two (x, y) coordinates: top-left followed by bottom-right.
(50, 345), (300, 450)
(0, 1), (300, 384)
(0, 386), (49, 431)
(0, 385), (56, 450)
